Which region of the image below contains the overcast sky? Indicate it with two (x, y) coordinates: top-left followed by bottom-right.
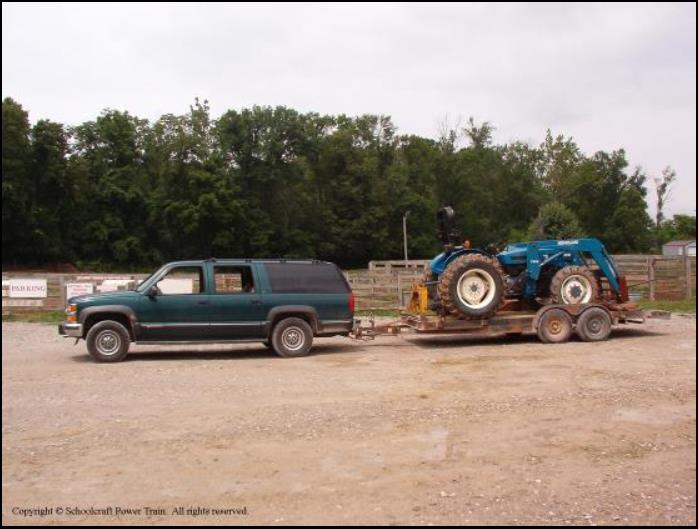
(3, 2), (696, 216)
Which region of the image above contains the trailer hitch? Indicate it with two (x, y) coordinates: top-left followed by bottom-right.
(350, 316), (405, 341)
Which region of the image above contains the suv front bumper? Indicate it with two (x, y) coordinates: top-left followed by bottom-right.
(58, 322), (83, 338)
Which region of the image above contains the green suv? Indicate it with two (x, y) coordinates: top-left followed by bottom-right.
(59, 259), (355, 362)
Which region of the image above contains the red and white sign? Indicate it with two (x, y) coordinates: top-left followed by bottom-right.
(66, 283), (94, 299)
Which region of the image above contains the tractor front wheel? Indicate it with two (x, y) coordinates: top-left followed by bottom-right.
(437, 254), (505, 319)
(550, 266), (599, 305)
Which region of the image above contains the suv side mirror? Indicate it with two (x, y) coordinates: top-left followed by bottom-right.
(147, 285), (159, 297)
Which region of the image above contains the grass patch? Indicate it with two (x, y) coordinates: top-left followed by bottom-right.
(638, 299), (696, 314)
(2, 310), (64, 323)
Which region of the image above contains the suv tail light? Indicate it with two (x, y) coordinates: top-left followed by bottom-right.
(348, 291), (355, 314)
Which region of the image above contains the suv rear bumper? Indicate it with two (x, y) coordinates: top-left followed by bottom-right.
(58, 322), (83, 338)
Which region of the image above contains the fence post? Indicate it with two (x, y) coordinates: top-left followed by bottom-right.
(397, 274), (402, 307)
(685, 255), (692, 299)
(59, 275), (66, 309)
(648, 257), (656, 301)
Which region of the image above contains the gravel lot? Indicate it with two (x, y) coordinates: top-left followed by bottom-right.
(2, 317), (696, 525)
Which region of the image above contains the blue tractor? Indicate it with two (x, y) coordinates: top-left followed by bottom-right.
(423, 207), (629, 319)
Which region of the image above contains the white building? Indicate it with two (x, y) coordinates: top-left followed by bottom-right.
(662, 240), (696, 257)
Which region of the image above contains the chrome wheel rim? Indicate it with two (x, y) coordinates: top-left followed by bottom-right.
(96, 330), (121, 356)
(456, 269), (497, 309)
(560, 275), (592, 304)
(281, 326), (305, 351)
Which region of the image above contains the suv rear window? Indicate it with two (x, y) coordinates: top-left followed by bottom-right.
(264, 263), (349, 294)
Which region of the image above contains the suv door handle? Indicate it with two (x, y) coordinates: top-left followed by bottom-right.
(197, 301), (209, 305)
(250, 300), (262, 305)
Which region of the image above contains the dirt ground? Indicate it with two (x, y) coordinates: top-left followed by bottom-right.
(2, 316), (696, 526)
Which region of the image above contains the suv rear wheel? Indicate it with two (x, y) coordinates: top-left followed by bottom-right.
(86, 320), (131, 362)
(271, 317), (313, 358)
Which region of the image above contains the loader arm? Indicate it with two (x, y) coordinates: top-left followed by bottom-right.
(588, 246), (621, 293)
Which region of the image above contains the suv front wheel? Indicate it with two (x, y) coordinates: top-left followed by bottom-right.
(86, 320), (131, 362)
(271, 317), (313, 358)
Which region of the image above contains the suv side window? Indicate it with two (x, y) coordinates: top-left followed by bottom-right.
(264, 263), (349, 293)
(213, 266), (255, 294)
(155, 266), (204, 295)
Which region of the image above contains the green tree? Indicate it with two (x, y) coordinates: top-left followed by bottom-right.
(0, 98), (665, 270)
(604, 186), (653, 253)
(2, 98), (33, 263)
(30, 119), (74, 261)
(528, 202), (583, 240)
(656, 214), (697, 246)
(71, 109), (152, 267)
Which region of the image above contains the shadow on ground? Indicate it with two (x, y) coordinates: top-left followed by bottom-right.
(68, 342), (358, 363)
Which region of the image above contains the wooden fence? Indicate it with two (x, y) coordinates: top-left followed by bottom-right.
(2, 255), (694, 313)
(2, 273), (149, 314)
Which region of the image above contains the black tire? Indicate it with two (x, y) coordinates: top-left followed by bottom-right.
(86, 320), (131, 362)
(550, 266), (600, 305)
(437, 254), (505, 319)
(270, 317), (313, 358)
(537, 308), (573, 344)
(576, 307), (612, 342)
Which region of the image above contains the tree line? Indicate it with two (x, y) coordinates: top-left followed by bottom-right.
(2, 97), (694, 270)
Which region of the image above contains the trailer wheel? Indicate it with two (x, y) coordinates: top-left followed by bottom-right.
(576, 307), (612, 342)
(537, 308), (573, 344)
(550, 266), (599, 305)
(438, 254), (505, 319)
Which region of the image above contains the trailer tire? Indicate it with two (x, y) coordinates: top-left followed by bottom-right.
(438, 254), (505, 319)
(576, 307), (612, 342)
(537, 308), (573, 343)
(550, 266), (600, 305)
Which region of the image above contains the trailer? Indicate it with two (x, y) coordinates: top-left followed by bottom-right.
(351, 302), (670, 344)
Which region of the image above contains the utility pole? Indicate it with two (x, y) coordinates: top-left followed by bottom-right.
(403, 211), (410, 263)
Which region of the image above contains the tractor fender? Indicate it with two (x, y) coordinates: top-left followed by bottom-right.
(430, 248), (491, 276)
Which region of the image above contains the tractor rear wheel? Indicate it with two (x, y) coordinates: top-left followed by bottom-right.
(550, 266), (599, 305)
(437, 254), (505, 319)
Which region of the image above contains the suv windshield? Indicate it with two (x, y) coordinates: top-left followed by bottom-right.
(135, 266), (166, 293)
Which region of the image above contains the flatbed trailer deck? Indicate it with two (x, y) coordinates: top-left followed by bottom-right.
(351, 302), (669, 344)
